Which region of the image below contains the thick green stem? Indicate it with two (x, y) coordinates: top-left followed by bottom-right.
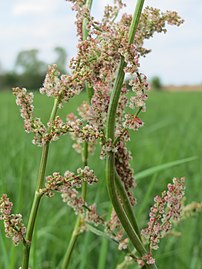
(115, 171), (141, 240)
(106, 154), (157, 269)
(21, 98), (59, 269)
(105, 0), (158, 268)
(106, 154), (145, 254)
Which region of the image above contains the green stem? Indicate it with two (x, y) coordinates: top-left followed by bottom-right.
(61, 142), (89, 269)
(61, 2), (94, 268)
(115, 171), (141, 240)
(21, 98), (59, 269)
(105, 0), (158, 268)
(82, 0), (94, 101)
(128, 0), (145, 44)
(97, 238), (109, 269)
(97, 205), (112, 269)
(61, 217), (81, 269)
(61, 143), (89, 269)
(106, 154), (157, 269)
(106, 154), (144, 253)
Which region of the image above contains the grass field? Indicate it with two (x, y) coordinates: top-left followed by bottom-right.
(0, 90), (202, 269)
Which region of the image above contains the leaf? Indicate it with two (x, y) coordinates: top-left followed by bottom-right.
(86, 224), (117, 243)
(135, 156), (197, 180)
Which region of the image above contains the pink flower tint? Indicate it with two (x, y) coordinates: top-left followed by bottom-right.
(141, 177), (185, 251)
(124, 114), (144, 131)
(0, 195), (26, 246)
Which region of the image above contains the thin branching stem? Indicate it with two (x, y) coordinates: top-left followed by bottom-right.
(21, 98), (59, 269)
(61, 1), (93, 268)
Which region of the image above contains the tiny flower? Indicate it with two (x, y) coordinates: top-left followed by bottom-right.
(0, 195), (26, 246)
(141, 177), (186, 251)
(123, 114), (144, 131)
(118, 238), (129, 250)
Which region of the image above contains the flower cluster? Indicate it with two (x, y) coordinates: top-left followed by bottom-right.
(66, 113), (101, 153)
(141, 177), (186, 252)
(13, 87), (34, 133)
(12, 86), (102, 147)
(66, 0), (91, 39)
(40, 64), (82, 108)
(135, 7), (184, 55)
(41, 167), (104, 226)
(11, 2), (186, 268)
(123, 114), (144, 131)
(40, 166), (98, 197)
(137, 253), (155, 267)
(89, 81), (110, 130)
(129, 73), (150, 111)
(100, 138), (118, 160)
(115, 141), (136, 205)
(13, 87), (50, 146)
(61, 189), (104, 227)
(0, 194), (26, 246)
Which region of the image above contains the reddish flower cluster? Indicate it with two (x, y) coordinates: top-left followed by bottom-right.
(41, 167), (104, 226)
(100, 138), (118, 160)
(40, 166), (98, 197)
(89, 81), (110, 130)
(137, 253), (155, 267)
(13, 87), (34, 133)
(65, 113), (102, 153)
(129, 73), (150, 111)
(0, 194), (26, 246)
(141, 177), (186, 252)
(115, 141), (136, 206)
(40, 64), (82, 108)
(123, 114), (144, 131)
(136, 7), (184, 55)
(61, 187), (104, 227)
(12, 86), (102, 147)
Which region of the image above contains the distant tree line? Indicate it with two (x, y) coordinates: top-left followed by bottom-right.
(0, 47), (163, 92)
(0, 47), (67, 91)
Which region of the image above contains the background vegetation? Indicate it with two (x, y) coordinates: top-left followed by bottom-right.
(0, 47), (67, 91)
(0, 88), (201, 268)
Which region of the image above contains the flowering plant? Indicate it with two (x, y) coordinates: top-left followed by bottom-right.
(1, 1), (200, 269)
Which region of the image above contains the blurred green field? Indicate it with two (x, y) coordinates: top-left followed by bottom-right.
(0, 90), (202, 269)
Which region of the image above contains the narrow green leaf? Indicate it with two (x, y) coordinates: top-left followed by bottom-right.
(137, 156), (197, 217)
(86, 224), (117, 243)
(135, 156), (197, 180)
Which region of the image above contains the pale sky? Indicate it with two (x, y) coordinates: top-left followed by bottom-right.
(1, 0), (202, 85)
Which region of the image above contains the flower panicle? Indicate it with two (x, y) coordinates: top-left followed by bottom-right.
(40, 64), (83, 108)
(40, 166), (98, 197)
(141, 177), (186, 252)
(0, 194), (26, 246)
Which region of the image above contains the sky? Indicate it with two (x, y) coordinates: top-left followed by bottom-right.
(0, 0), (202, 85)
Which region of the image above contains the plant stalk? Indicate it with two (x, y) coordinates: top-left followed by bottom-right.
(105, 0), (158, 268)
(115, 171), (141, 240)
(21, 98), (59, 269)
(61, 1), (93, 268)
